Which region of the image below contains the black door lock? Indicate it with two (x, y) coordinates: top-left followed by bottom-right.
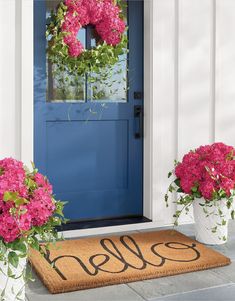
(134, 91), (143, 100)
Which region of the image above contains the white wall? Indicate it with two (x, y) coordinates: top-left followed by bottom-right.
(152, 0), (235, 225)
(0, 0), (20, 159)
(0, 0), (235, 227)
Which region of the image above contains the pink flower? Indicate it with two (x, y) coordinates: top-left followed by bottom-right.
(174, 143), (235, 201)
(96, 17), (125, 45)
(34, 173), (53, 193)
(62, 0), (126, 56)
(0, 158), (56, 243)
(0, 157), (26, 199)
(221, 178), (235, 196)
(19, 211), (32, 231)
(0, 213), (20, 243)
(27, 201), (53, 226)
(87, 0), (104, 24)
(27, 188), (55, 226)
(68, 40), (84, 57)
(62, 12), (81, 35)
(199, 180), (215, 200)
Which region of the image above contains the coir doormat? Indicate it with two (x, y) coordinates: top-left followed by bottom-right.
(29, 230), (230, 294)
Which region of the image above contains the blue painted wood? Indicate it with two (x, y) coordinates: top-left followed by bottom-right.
(34, 0), (144, 221)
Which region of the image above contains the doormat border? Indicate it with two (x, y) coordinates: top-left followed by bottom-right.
(29, 230), (231, 294)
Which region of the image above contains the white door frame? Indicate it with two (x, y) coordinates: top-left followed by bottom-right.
(20, 0), (162, 238)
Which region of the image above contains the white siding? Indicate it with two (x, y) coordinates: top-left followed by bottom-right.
(152, 0), (177, 224)
(178, 0), (212, 157)
(177, 0), (212, 223)
(151, 0), (235, 224)
(215, 0), (235, 145)
(0, 0), (19, 159)
(0, 0), (235, 226)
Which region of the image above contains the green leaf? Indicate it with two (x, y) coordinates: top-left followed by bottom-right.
(1, 287), (6, 298)
(14, 198), (29, 207)
(164, 194), (169, 207)
(7, 266), (14, 277)
(3, 191), (18, 202)
(29, 237), (40, 251)
(168, 172), (172, 178)
(8, 251), (19, 269)
(169, 184), (175, 193)
(222, 219), (227, 226)
(0, 167), (4, 176)
(10, 241), (27, 254)
(174, 178), (181, 187)
(231, 210), (235, 219)
(211, 226), (217, 233)
(25, 177), (37, 189)
(227, 200), (232, 209)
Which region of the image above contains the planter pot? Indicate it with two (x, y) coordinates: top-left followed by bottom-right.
(193, 198), (230, 245)
(0, 255), (27, 301)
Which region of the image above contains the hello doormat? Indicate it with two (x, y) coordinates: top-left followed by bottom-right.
(29, 230), (230, 294)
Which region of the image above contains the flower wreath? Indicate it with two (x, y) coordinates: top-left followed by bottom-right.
(47, 0), (127, 76)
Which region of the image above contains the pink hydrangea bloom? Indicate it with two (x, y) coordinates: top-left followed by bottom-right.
(174, 143), (235, 201)
(0, 158), (27, 199)
(19, 211), (32, 232)
(62, 0), (126, 57)
(0, 158), (56, 243)
(68, 40), (84, 57)
(34, 173), (53, 193)
(96, 17), (126, 45)
(27, 188), (55, 226)
(0, 213), (20, 243)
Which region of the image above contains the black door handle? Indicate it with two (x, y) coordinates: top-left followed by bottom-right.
(134, 105), (143, 139)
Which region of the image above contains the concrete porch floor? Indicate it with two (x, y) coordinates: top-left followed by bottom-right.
(26, 221), (235, 301)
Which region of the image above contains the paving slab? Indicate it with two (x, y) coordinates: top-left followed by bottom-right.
(151, 284), (235, 301)
(211, 261), (235, 283)
(128, 269), (230, 300)
(27, 279), (145, 301)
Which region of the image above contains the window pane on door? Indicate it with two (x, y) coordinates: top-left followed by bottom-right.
(46, 0), (86, 103)
(90, 4), (128, 103)
(89, 55), (128, 102)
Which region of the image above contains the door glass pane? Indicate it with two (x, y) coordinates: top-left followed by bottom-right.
(89, 3), (128, 103)
(46, 0), (86, 103)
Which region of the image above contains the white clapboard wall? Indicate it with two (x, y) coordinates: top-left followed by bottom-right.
(151, 0), (235, 225)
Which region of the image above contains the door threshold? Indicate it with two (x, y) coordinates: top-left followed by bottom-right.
(57, 216), (152, 232)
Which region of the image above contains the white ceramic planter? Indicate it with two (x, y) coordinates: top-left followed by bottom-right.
(193, 198), (230, 245)
(0, 256), (27, 301)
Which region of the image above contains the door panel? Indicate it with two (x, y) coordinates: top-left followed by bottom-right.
(34, 0), (144, 222)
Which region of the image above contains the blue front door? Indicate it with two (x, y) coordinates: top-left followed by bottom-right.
(34, 0), (144, 221)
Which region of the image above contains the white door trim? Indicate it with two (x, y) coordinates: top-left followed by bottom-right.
(20, 0), (157, 237)
(21, 0), (34, 167)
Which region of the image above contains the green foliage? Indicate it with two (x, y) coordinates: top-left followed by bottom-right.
(165, 168), (235, 239)
(8, 252), (19, 269)
(0, 163), (67, 300)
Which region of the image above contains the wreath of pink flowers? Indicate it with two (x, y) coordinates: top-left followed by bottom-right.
(62, 0), (126, 57)
(47, 0), (127, 75)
